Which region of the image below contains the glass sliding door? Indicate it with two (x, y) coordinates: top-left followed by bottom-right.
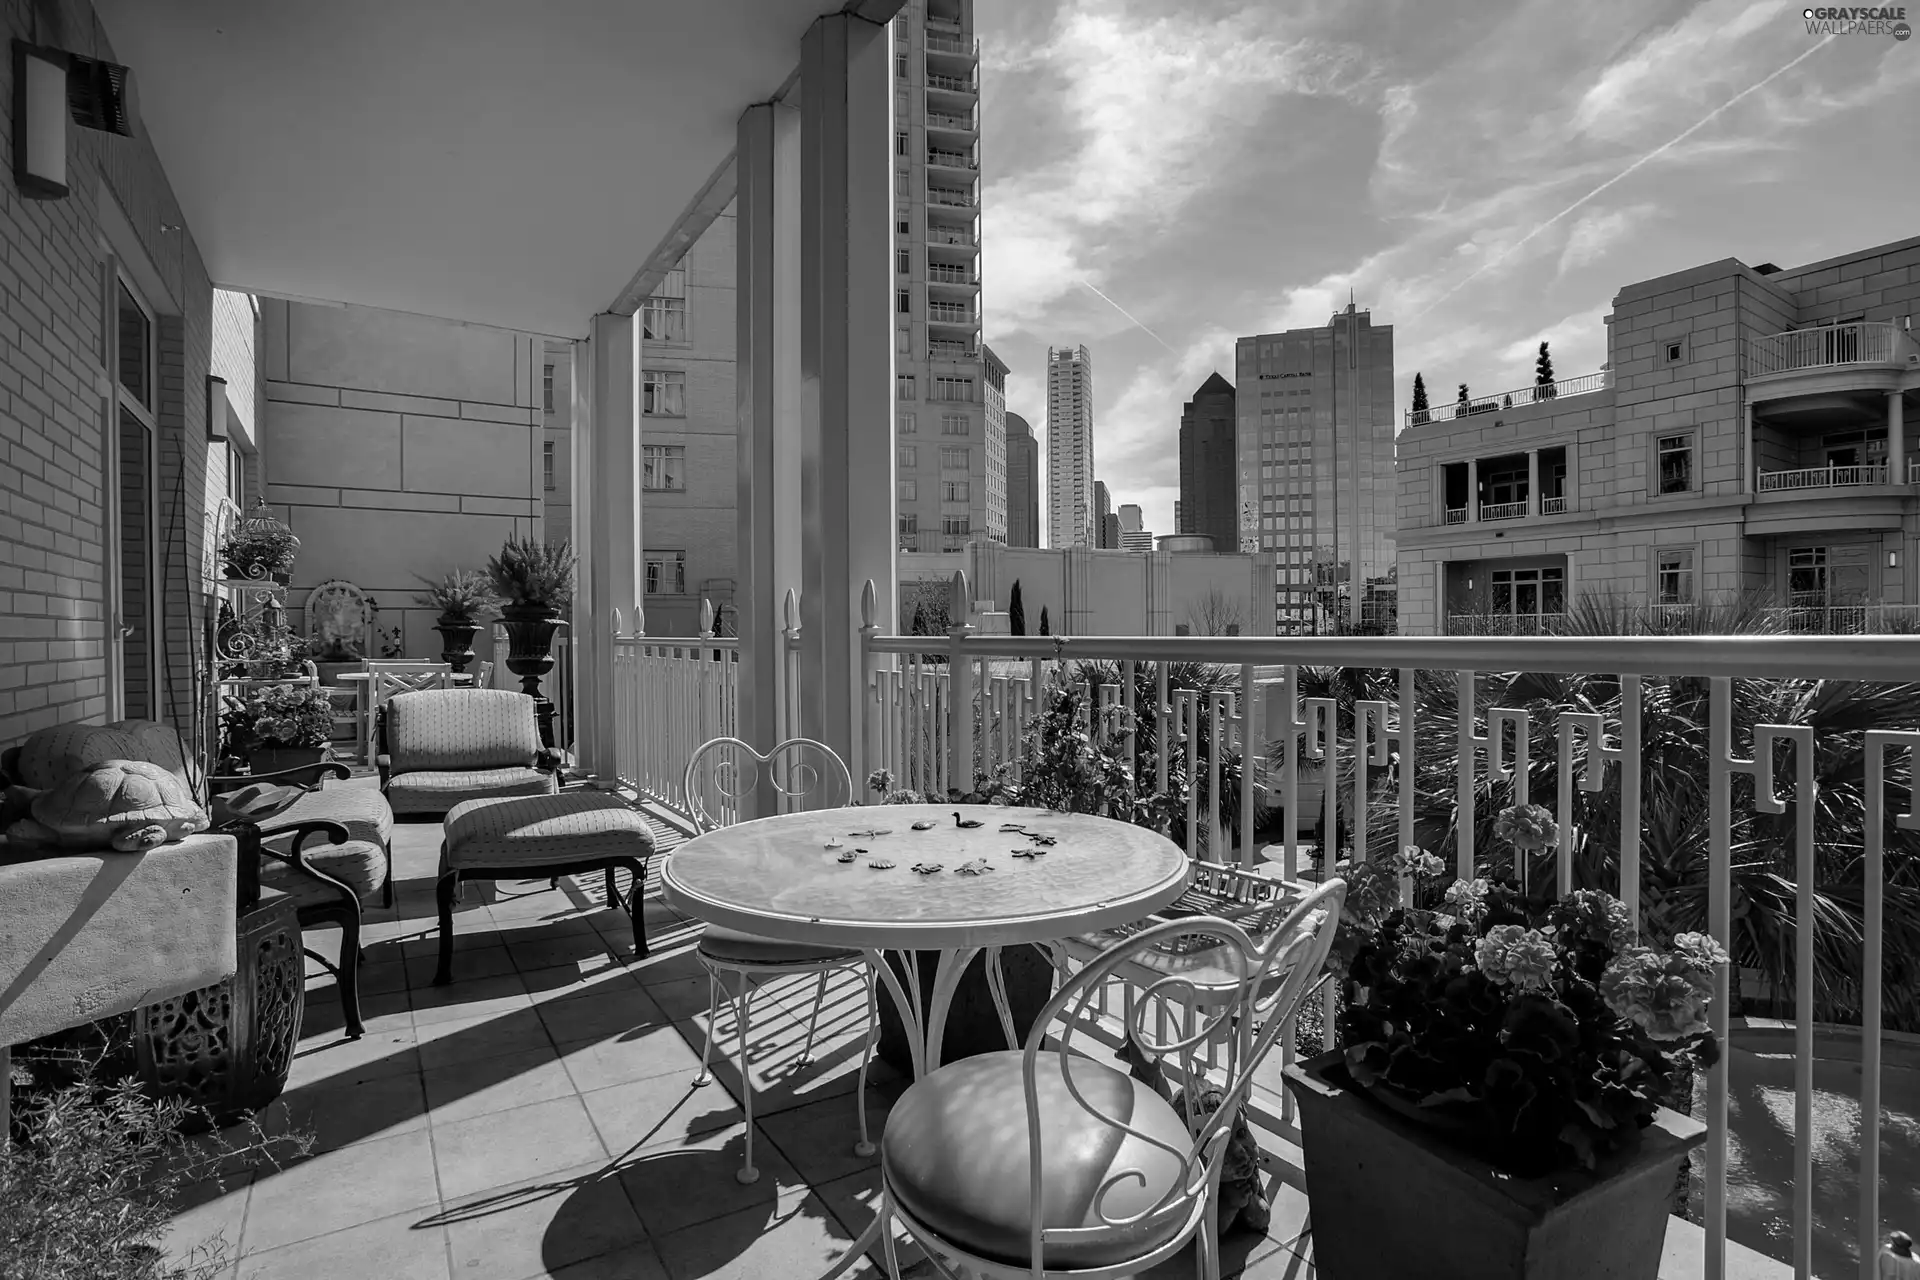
(110, 273), (160, 720)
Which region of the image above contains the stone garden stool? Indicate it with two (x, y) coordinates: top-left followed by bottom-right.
(435, 792), (655, 985)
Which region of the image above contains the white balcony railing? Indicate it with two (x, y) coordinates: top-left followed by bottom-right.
(927, 228), (976, 248)
(926, 148), (977, 170)
(614, 581), (1920, 1280)
(1756, 464), (1887, 491)
(1747, 321), (1914, 377)
(1479, 500), (1528, 521)
(927, 341), (979, 361)
(1540, 495), (1567, 515)
(927, 72), (977, 93)
(1405, 369), (1610, 426)
(1443, 507), (1466, 525)
(927, 187), (975, 209)
(926, 110), (977, 132)
(927, 301), (977, 324)
(926, 264), (976, 285)
(1763, 603), (1920, 634)
(924, 32), (978, 55)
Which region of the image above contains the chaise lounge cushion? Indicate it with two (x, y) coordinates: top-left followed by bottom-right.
(389, 766), (556, 815)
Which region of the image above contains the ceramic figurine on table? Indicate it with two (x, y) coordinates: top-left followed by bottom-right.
(910, 819), (937, 831)
(951, 813), (984, 829)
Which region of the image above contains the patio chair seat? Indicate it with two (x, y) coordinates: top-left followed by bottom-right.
(696, 925), (861, 968)
(260, 839), (387, 908)
(388, 766), (556, 815)
(881, 1049), (1194, 1268)
(442, 793), (655, 869)
(256, 784), (393, 852)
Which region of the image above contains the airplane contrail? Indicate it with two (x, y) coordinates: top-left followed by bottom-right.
(1076, 279), (1177, 352)
(1409, 33), (1838, 323)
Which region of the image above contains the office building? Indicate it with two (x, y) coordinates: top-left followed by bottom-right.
(982, 344), (1009, 543)
(1179, 372), (1237, 553)
(1396, 235), (1920, 637)
(1236, 305), (1396, 631)
(1118, 503), (1142, 535)
(1094, 480), (1114, 549)
(1005, 412), (1040, 547)
(894, 0), (992, 553)
(1046, 344), (1095, 547)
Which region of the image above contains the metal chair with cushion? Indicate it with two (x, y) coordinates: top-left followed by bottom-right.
(377, 688), (565, 816)
(682, 736), (880, 1184)
(874, 881), (1345, 1280)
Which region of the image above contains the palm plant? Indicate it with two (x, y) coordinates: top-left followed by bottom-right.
(485, 537), (575, 612)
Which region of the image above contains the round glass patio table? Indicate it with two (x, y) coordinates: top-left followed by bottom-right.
(659, 802), (1190, 1081)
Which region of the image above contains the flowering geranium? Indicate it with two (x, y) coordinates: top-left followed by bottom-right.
(1394, 844), (1447, 881)
(1474, 925), (1558, 990)
(1442, 876), (1492, 924)
(222, 683), (333, 752)
(1493, 802), (1558, 853)
(1599, 934), (1725, 1040)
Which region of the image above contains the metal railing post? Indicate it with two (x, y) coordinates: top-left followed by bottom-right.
(946, 571), (975, 799)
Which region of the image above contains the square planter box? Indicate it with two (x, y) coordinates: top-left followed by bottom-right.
(0, 834), (239, 1046)
(1284, 1051), (1705, 1280)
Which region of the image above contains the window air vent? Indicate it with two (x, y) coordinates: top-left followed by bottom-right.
(67, 52), (134, 136)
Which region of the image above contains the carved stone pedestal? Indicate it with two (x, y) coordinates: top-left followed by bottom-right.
(132, 884), (305, 1130)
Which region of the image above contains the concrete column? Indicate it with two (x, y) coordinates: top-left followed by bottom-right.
(585, 313), (641, 775)
(735, 98), (805, 816)
(798, 10), (897, 773)
(1890, 390), (1906, 485)
(1526, 449), (1539, 516)
(1743, 401), (1756, 495)
(1466, 458), (1479, 524)
(569, 340), (599, 773)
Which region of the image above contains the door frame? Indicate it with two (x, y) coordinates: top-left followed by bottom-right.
(103, 260), (160, 721)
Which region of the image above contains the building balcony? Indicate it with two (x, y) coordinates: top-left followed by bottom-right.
(926, 147), (977, 171)
(1749, 321), (1920, 379)
(924, 32), (979, 58)
(1764, 602), (1920, 634)
(926, 264), (977, 287)
(927, 301), (979, 329)
(925, 108), (979, 134)
(926, 72), (978, 95)
(1540, 495), (1567, 515)
(927, 341), (980, 361)
(926, 227), (977, 249)
(926, 185), (976, 209)
(1756, 464), (1888, 491)
(1479, 500), (1528, 522)
(1405, 369), (1610, 426)
(1444, 507), (1467, 525)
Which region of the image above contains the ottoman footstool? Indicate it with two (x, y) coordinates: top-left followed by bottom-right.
(435, 793), (657, 986)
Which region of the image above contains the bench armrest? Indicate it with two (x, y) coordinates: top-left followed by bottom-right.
(208, 761), (350, 795)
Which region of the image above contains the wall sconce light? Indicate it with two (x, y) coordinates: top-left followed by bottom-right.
(13, 42), (69, 199)
(1890, 550), (1900, 569)
(206, 375), (229, 442)
(1466, 577), (1475, 591)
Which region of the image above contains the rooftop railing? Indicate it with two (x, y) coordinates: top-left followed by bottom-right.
(1406, 369), (1610, 426)
(1748, 321), (1915, 378)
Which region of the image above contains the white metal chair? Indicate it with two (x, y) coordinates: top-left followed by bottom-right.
(361, 661), (451, 760)
(874, 880), (1345, 1280)
(681, 735), (880, 1184)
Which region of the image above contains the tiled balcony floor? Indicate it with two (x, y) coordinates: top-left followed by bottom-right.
(164, 783), (1318, 1280)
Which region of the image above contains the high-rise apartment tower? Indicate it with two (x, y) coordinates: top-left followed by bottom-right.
(1093, 480), (1114, 549)
(1045, 344), (1095, 547)
(1004, 411), (1039, 547)
(1235, 305), (1396, 630)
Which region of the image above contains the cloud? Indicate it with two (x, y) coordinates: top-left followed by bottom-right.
(1570, 0), (1790, 143)
(1555, 205), (1658, 278)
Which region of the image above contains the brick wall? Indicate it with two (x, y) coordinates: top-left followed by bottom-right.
(0, 0), (219, 751)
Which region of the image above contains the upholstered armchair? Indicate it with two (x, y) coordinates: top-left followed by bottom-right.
(377, 689), (569, 817)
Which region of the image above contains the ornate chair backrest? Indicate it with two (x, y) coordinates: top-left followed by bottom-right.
(1020, 878), (1346, 1274)
(680, 736), (853, 832)
(370, 664), (452, 712)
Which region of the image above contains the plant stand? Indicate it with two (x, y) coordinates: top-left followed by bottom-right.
(1284, 1052), (1706, 1280)
(131, 884), (305, 1131)
(500, 606), (565, 747)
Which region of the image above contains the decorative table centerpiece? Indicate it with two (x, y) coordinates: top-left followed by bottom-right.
(485, 536), (575, 747)
(1286, 809), (1724, 1280)
(222, 683), (334, 776)
(418, 569), (499, 675)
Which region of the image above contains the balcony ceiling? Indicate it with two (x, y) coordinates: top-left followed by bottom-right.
(94, 0), (855, 339)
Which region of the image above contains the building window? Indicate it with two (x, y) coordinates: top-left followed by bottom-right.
(117, 281), (154, 411)
(940, 446), (969, 470)
(896, 56), (907, 79)
(1788, 546), (1828, 603)
(642, 444), (686, 490)
(942, 515), (971, 536)
(543, 441), (556, 490)
(899, 513), (919, 536)
(897, 290), (911, 314)
(898, 444), (918, 468)
(896, 329), (911, 355)
(896, 130), (909, 156)
(933, 376), (974, 402)
(543, 363), (555, 412)
(642, 296), (687, 342)
(1655, 549), (1694, 604)
(1665, 339), (1686, 363)
(940, 414), (969, 435)
(942, 479), (970, 502)
(898, 479), (918, 502)
(897, 374), (916, 400)
(1489, 567), (1566, 627)
(897, 249), (910, 274)
(642, 369), (685, 416)
(897, 219), (910, 235)
(644, 551), (686, 595)
(1657, 434), (1692, 494)
(897, 412), (916, 434)
(896, 168), (910, 196)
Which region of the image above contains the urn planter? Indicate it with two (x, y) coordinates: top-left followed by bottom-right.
(500, 605), (565, 746)
(1284, 1051), (1705, 1280)
(433, 615), (481, 674)
(874, 943), (1056, 1075)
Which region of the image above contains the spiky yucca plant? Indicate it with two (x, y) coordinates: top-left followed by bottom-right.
(485, 538), (576, 612)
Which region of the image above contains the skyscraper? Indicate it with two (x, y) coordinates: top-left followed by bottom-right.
(1004, 412), (1039, 547)
(1235, 304), (1396, 631)
(892, 1), (990, 553)
(1178, 372), (1237, 553)
(982, 344), (1009, 543)
(1045, 344), (1094, 548)
(1093, 480), (1113, 549)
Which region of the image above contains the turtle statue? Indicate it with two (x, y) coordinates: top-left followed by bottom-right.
(5, 759), (209, 853)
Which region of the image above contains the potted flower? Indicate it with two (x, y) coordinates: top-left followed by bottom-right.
(416, 570), (498, 674)
(222, 683), (335, 776)
(220, 498), (300, 584)
(1285, 805), (1725, 1280)
(484, 537), (576, 743)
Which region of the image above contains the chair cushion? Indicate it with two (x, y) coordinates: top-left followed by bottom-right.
(387, 689), (542, 772)
(443, 793), (655, 871)
(260, 839), (387, 908)
(696, 925), (861, 968)
(881, 1050), (1196, 1268)
(388, 767), (557, 815)
(257, 782), (395, 850)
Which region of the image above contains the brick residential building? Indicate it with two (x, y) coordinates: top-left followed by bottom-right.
(1395, 236), (1920, 635)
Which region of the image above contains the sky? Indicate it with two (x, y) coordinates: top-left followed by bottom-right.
(974, 0), (1920, 543)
